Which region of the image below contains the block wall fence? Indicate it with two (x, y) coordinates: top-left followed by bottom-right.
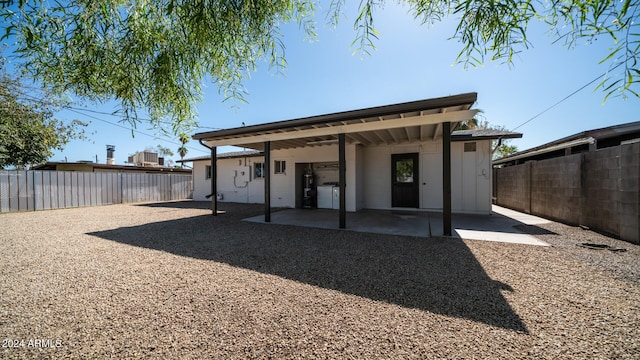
(493, 141), (640, 244)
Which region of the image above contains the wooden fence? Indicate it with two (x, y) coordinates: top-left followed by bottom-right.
(0, 170), (192, 213)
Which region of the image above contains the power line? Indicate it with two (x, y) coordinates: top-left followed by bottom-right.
(67, 108), (208, 154)
(63, 105), (224, 131)
(2, 89), (224, 132)
(510, 61), (626, 132)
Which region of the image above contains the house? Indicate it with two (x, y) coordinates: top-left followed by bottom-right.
(191, 93), (521, 235)
(179, 150), (263, 203)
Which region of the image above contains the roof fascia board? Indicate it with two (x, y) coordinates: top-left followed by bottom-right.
(194, 93), (477, 140)
(201, 109), (478, 148)
(451, 133), (523, 141)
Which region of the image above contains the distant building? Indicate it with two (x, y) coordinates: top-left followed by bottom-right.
(128, 151), (164, 167)
(494, 121), (640, 167)
(33, 162), (191, 174)
(34, 145), (188, 174)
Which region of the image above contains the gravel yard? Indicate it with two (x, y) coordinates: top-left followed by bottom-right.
(1, 201), (639, 359)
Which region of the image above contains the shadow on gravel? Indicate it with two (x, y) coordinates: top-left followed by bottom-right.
(134, 201), (213, 210)
(88, 203), (528, 333)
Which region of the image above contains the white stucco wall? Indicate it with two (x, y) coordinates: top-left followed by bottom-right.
(192, 156), (265, 203)
(193, 139), (492, 214)
(361, 140), (493, 214)
(268, 144), (360, 211)
(191, 144), (360, 211)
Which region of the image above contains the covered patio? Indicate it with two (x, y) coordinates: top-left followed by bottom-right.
(193, 93), (521, 236)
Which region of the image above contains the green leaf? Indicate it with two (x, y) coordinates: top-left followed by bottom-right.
(599, 46), (621, 64)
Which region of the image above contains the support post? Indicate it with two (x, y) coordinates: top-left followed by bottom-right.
(264, 141), (271, 222)
(339, 133), (346, 229)
(211, 146), (217, 216)
(443, 122), (452, 236)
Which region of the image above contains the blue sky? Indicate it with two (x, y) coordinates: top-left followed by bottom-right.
(49, 2), (639, 165)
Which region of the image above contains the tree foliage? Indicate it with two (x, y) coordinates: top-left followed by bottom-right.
(1, 0), (316, 134)
(493, 143), (518, 159)
(1, 0), (637, 133)
(0, 58), (88, 168)
(476, 119), (519, 159)
(156, 145), (174, 157)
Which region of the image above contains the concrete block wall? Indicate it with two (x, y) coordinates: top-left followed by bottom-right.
(583, 147), (620, 237)
(618, 141), (640, 244)
(494, 141), (640, 244)
(530, 155), (583, 225)
(493, 162), (530, 213)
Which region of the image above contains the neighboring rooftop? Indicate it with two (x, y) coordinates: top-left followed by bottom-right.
(494, 121), (640, 166)
(33, 162), (192, 174)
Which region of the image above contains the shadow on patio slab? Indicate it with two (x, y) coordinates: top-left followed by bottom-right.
(244, 205), (553, 246)
(88, 203), (528, 333)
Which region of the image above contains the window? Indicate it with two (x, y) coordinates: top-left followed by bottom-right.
(464, 142), (477, 152)
(205, 165), (212, 180)
(274, 160), (286, 174)
(395, 159), (414, 183)
(254, 162), (264, 179)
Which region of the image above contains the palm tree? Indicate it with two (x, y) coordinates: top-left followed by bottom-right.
(178, 133), (189, 167)
(454, 110), (484, 130)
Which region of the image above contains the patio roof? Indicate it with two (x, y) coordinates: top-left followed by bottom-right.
(194, 93), (479, 150)
(195, 92), (502, 237)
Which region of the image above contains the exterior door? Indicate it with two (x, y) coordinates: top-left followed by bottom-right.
(422, 152), (443, 209)
(391, 153), (419, 208)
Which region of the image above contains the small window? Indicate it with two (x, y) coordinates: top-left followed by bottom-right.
(205, 165), (212, 180)
(274, 160), (286, 174)
(395, 159), (414, 183)
(464, 142), (477, 152)
(254, 162), (264, 179)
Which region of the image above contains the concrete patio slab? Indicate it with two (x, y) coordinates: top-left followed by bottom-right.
(245, 208), (431, 238)
(429, 206), (551, 246)
(244, 205), (551, 246)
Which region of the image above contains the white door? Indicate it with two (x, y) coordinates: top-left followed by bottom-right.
(421, 152), (443, 209)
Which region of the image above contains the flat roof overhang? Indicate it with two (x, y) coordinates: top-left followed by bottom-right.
(194, 93), (481, 150)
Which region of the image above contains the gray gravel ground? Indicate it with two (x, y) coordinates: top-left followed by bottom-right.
(1, 201), (639, 359)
